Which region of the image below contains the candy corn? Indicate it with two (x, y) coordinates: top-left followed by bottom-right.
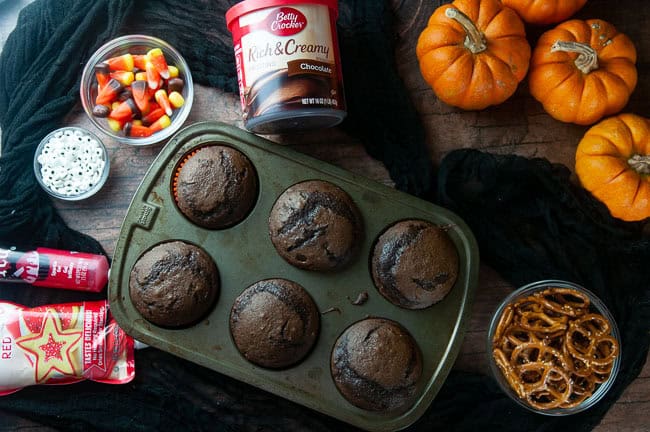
(155, 89), (172, 116)
(124, 122), (153, 137)
(92, 105), (110, 118)
(141, 107), (165, 126)
(94, 62), (110, 89)
(106, 53), (134, 71)
(167, 78), (184, 94)
(109, 99), (139, 122)
(147, 48), (169, 79)
(146, 59), (160, 90)
(149, 115), (171, 132)
(95, 78), (123, 105)
(110, 71), (134, 87)
(118, 88), (133, 102)
(133, 54), (147, 71)
(90, 45), (185, 138)
(131, 80), (150, 113)
(106, 118), (125, 132)
(168, 91), (184, 109)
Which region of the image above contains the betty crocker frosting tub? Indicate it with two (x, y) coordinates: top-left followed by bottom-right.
(226, 0), (347, 133)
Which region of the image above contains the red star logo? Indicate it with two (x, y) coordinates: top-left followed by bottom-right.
(16, 310), (82, 383)
(39, 334), (66, 362)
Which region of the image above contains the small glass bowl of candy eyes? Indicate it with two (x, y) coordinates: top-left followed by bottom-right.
(33, 127), (110, 201)
(79, 34), (194, 146)
(486, 280), (621, 416)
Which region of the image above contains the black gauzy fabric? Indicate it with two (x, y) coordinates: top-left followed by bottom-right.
(0, 0), (133, 250)
(0, 0), (133, 307)
(0, 1), (646, 432)
(433, 149), (650, 431)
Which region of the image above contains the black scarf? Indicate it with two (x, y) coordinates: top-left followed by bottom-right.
(0, 1), (647, 431)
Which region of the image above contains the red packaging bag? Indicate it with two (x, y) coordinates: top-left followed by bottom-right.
(0, 300), (134, 395)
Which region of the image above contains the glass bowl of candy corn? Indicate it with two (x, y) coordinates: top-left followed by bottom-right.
(80, 34), (194, 146)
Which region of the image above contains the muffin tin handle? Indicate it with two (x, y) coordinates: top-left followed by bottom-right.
(134, 203), (159, 229)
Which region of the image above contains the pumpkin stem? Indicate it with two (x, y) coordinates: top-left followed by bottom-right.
(551, 41), (599, 74)
(628, 155), (650, 175)
(445, 8), (487, 54)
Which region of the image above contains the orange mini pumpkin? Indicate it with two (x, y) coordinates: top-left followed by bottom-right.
(575, 113), (650, 222)
(529, 19), (637, 126)
(415, 0), (530, 110)
(501, 0), (588, 25)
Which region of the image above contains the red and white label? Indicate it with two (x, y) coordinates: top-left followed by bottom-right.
(229, 3), (343, 111)
(82, 301), (107, 375)
(238, 7), (308, 38)
(0, 300), (134, 395)
(265, 7), (307, 36)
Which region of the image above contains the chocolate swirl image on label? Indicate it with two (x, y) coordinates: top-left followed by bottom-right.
(268, 180), (363, 272)
(243, 68), (335, 120)
(230, 278), (320, 369)
(330, 318), (422, 412)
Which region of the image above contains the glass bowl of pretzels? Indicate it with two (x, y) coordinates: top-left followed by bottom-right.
(487, 280), (621, 415)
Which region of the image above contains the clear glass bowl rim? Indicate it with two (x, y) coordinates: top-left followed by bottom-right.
(33, 126), (110, 201)
(79, 34), (194, 146)
(486, 279), (622, 416)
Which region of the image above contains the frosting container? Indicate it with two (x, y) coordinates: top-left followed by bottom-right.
(226, 0), (346, 133)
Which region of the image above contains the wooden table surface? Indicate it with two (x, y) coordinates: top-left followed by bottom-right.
(43, 0), (649, 430)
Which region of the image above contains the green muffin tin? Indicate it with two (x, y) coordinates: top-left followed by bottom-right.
(108, 122), (479, 432)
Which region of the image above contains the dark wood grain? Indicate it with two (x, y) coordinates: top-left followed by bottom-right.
(55, 0), (649, 430)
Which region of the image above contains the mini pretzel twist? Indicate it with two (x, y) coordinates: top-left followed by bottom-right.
(535, 288), (590, 316)
(493, 304), (514, 343)
(519, 362), (573, 410)
(491, 286), (619, 410)
(519, 311), (568, 334)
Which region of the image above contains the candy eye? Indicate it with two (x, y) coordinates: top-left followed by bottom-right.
(38, 129), (105, 196)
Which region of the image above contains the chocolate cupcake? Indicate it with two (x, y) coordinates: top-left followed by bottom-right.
(173, 145), (258, 229)
(268, 180), (362, 271)
(331, 318), (422, 412)
(230, 278), (320, 369)
(129, 241), (219, 328)
(371, 220), (459, 309)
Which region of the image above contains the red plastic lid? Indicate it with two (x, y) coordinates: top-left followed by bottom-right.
(226, 0), (339, 32)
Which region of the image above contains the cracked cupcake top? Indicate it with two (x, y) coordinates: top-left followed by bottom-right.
(371, 219), (459, 309)
(229, 278), (320, 369)
(173, 145), (258, 229)
(330, 317), (422, 412)
(268, 180), (363, 272)
(129, 241), (219, 327)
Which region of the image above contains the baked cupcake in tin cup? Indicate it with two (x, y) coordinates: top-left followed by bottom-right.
(330, 317), (422, 412)
(229, 278), (320, 369)
(371, 219), (459, 309)
(129, 241), (219, 328)
(268, 180), (363, 272)
(173, 144), (258, 229)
